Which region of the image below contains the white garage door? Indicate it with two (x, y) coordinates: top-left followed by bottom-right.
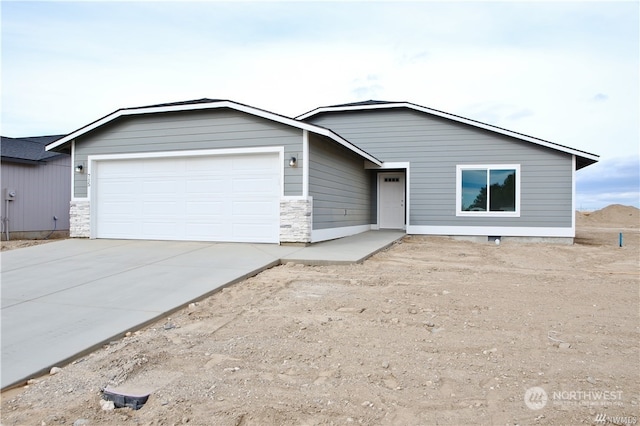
(94, 153), (280, 243)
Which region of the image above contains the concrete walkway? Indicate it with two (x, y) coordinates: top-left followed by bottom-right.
(0, 231), (403, 389)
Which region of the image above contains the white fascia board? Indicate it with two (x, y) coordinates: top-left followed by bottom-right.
(297, 102), (599, 163)
(302, 130), (309, 198)
(46, 100), (382, 166)
(365, 161), (410, 170)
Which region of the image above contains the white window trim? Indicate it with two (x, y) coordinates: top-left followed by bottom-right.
(456, 164), (521, 217)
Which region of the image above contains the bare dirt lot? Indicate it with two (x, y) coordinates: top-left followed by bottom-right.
(1, 205), (638, 426)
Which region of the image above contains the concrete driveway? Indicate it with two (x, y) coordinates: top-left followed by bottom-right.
(1, 232), (403, 389)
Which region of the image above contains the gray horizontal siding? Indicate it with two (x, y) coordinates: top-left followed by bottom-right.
(309, 134), (371, 230)
(1, 156), (71, 233)
(74, 108), (303, 198)
(309, 108), (573, 228)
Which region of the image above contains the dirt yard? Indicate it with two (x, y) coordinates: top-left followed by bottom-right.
(1, 205), (638, 426)
(1, 239), (59, 252)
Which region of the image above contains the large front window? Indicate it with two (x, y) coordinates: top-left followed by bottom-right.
(456, 165), (520, 216)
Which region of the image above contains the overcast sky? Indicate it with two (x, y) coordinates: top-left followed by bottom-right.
(2, 1), (638, 209)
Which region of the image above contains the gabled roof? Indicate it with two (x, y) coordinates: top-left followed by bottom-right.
(1, 135), (68, 164)
(296, 100), (599, 170)
(46, 99), (382, 166)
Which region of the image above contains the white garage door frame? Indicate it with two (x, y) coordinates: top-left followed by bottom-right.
(87, 146), (285, 242)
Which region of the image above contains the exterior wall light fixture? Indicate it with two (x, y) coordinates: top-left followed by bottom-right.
(289, 156), (297, 167)
(75, 164), (84, 173)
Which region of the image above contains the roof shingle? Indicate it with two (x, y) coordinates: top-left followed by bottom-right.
(1, 135), (68, 163)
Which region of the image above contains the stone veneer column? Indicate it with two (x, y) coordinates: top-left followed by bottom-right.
(69, 200), (90, 238)
(280, 198), (312, 244)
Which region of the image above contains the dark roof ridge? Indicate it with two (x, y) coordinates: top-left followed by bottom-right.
(325, 100), (402, 108)
(126, 98), (228, 110)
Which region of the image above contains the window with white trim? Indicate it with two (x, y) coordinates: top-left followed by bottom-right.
(456, 165), (520, 216)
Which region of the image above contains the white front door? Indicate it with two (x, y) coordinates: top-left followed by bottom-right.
(379, 173), (405, 229)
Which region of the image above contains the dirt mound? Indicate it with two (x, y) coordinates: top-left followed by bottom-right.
(577, 204), (639, 227)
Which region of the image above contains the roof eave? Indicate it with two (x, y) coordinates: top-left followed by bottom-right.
(1, 156), (43, 165)
(46, 100), (382, 166)
(576, 155), (599, 170)
(296, 102), (599, 166)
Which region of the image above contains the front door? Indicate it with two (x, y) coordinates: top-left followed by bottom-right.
(379, 173), (405, 229)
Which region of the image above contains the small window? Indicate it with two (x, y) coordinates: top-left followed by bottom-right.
(456, 165), (520, 217)
(384, 177), (400, 182)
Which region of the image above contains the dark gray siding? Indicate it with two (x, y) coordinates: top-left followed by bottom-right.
(1, 155), (71, 233)
(309, 134), (371, 230)
(309, 108), (573, 228)
(74, 108), (303, 198)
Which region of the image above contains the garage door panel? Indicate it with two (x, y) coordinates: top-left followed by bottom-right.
(232, 224), (277, 241)
(184, 223), (227, 239)
(190, 156), (232, 171)
(96, 153), (280, 243)
(99, 161), (137, 177)
(99, 179), (138, 196)
(143, 179), (182, 194)
(142, 201), (179, 215)
(232, 155), (275, 170)
(99, 221), (140, 237)
(142, 158), (182, 174)
(185, 200), (225, 215)
(186, 178), (226, 195)
(142, 222), (182, 239)
(233, 177), (279, 194)
(100, 201), (138, 215)
(232, 200), (277, 216)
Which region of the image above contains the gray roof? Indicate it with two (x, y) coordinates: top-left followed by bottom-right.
(1, 135), (68, 164)
(325, 100), (402, 108)
(127, 98), (227, 110)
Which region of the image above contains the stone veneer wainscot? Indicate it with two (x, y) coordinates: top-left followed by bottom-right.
(279, 198), (312, 244)
(69, 200), (90, 238)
